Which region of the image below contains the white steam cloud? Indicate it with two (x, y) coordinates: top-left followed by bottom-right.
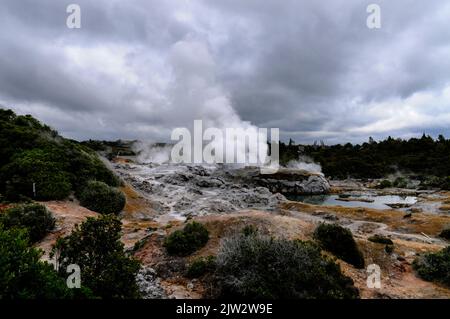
(286, 156), (322, 173)
(133, 141), (172, 164)
(134, 38), (269, 165)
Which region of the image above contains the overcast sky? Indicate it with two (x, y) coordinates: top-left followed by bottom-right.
(1, 0), (450, 144)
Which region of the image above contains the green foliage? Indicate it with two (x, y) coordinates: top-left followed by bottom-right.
(67, 144), (121, 191)
(1, 149), (72, 200)
(52, 215), (141, 299)
(213, 234), (359, 299)
(368, 234), (394, 245)
(413, 247), (450, 287)
(376, 180), (392, 189)
(242, 224), (259, 237)
(164, 221), (209, 256)
(280, 135), (450, 179)
(419, 176), (450, 190)
(186, 256), (216, 278)
(393, 177), (408, 188)
(131, 237), (148, 253)
(439, 229), (450, 240)
(0, 225), (71, 299)
(439, 177), (450, 191)
(313, 223), (365, 269)
(0, 108), (121, 201)
(77, 180), (125, 215)
(0, 203), (55, 243)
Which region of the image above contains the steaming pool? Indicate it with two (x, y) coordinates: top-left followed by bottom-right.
(286, 194), (417, 210)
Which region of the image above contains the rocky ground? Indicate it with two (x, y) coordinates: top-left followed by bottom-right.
(35, 159), (450, 299)
(111, 161), (329, 217)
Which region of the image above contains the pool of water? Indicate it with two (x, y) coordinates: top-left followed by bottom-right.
(287, 194), (417, 210)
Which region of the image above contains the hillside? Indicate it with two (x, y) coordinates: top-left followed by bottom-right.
(0, 108), (121, 201)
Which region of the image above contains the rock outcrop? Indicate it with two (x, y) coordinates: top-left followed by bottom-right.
(136, 266), (167, 299)
(229, 167), (330, 195)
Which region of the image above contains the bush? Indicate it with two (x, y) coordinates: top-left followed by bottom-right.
(0, 203), (55, 243)
(393, 177), (408, 188)
(242, 225), (259, 237)
(368, 234), (394, 245)
(1, 149), (72, 200)
(413, 247), (450, 287)
(420, 176), (449, 190)
(186, 256), (216, 278)
(0, 109), (121, 201)
(212, 234), (359, 299)
(52, 214), (141, 298)
(440, 177), (450, 191)
(164, 221), (209, 256)
(313, 223), (365, 269)
(439, 229), (450, 240)
(67, 145), (122, 190)
(0, 225), (72, 299)
(376, 180), (392, 189)
(77, 180), (125, 215)
(384, 244), (394, 254)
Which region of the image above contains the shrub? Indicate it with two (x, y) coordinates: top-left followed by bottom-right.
(0, 225), (71, 299)
(376, 180), (392, 189)
(413, 247), (450, 287)
(0, 203), (55, 243)
(439, 228), (450, 240)
(67, 145), (122, 190)
(242, 225), (258, 237)
(368, 234), (394, 245)
(384, 244), (394, 254)
(441, 177), (450, 191)
(212, 234), (359, 299)
(186, 256), (216, 278)
(0, 109), (121, 201)
(52, 214), (141, 298)
(420, 176), (448, 190)
(77, 180), (125, 215)
(313, 223), (365, 268)
(393, 177), (408, 188)
(164, 221), (209, 256)
(1, 149), (72, 200)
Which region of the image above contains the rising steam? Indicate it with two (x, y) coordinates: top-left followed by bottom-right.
(285, 156), (322, 173)
(134, 39), (269, 165)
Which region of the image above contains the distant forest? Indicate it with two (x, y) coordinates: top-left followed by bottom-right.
(280, 135), (450, 182)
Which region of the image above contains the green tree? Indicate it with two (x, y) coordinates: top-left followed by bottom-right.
(52, 215), (141, 298)
(0, 203), (55, 243)
(1, 149), (72, 200)
(0, 226), (71, 299)
(0, 108), (121, 201)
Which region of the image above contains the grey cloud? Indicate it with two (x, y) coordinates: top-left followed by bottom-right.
(0, 0), (450, 144)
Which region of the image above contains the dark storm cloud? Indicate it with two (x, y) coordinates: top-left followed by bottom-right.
(0, 0), (450, 143)
(207, 0), (450, 142)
